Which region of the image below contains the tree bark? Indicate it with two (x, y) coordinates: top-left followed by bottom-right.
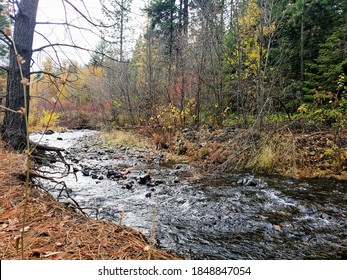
(1, 0), (39, 150)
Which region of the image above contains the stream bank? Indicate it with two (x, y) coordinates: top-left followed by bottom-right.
(0, 139), (177, 260)
(30, 130), (347, 259)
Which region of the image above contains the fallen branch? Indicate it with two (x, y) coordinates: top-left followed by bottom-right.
(27, 170), (87, 216)
(30, 140), (65, 152)
(29, 140), (71, 173)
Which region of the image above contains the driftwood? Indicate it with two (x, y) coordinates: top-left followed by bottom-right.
(29, 140), (65, 152)
(29, 140), (71, 172)
(26, 140), (84, 213)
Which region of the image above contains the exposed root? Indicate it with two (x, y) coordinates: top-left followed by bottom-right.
(0, 146), (179, 260)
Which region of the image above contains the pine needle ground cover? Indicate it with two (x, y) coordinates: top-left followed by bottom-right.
(0, 145), (178, 260)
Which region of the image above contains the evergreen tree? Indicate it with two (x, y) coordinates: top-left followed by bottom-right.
(269, 0), (346, 110)
(101, 0), (133, 61)
(303, 0), (346, 102)
(144, 0), (179, 58)
(305, 27), (347, 98)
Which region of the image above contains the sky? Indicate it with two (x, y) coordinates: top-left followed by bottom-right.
(33, 0), (147, 68)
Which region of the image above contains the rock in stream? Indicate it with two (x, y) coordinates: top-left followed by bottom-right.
(30, 130), (347, 260)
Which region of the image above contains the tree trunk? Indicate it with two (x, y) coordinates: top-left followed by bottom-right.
(257, 0), (265, 128)
(1, 0), (39, 150)
(300, 0), (305, 83)
(183, 0), (188, 35)
(119, 0), (124, 61)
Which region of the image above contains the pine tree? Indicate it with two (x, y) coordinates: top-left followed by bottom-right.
(101, 0), (133, 61)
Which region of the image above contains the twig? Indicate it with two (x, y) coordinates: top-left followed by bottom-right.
(29, 171), (86, 216)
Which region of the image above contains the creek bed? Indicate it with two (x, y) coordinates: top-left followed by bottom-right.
(30, 130), (347, 259)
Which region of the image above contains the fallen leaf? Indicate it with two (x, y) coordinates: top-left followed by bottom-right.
(273, 225), (281, 231)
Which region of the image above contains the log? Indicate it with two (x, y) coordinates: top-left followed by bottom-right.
(29, 140), (65, 152)
(30, 140), (70, 172)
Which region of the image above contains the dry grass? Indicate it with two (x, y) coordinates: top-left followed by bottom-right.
(0, 144), (179, 260)
(246, 132), (300, 175)
(100, 129), (151, 149)
(154, 126), (347, 180)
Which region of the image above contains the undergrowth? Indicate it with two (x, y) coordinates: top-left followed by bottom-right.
(246, 132), (299, 175)
(100, 129), (150, 149)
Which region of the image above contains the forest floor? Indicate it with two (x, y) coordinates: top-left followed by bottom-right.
(0, 143), (178, 260)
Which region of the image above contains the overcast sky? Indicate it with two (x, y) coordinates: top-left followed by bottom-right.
(33, 0), (146, 68)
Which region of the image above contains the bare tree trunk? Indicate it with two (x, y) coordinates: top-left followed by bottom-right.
(147, 30), (156, 122)
(183, 0), (189, 35)
(257, 0), (265, 128)
(300, 0), (305, 85)
(120, 0), (124, 61)
(177, 0), (189, 127)
(1, 0), (39, 150)
(234, 0), (247, 127)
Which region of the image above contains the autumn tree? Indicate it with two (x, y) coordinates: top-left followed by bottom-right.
(0, 0), (121, 149)
(145, 0), (192, 126)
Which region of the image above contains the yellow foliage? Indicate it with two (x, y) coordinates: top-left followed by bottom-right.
(247, 135), (297, 173)
(29, 109), (61, 130)
(226, 0), (277, 83)
(39, 109), (60, 127)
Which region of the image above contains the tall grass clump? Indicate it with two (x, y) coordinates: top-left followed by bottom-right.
(246, 132), (299, 175)
(101, 129), (149, 149)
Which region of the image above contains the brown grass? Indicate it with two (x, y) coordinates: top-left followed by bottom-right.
(0, 144), (179, 260)
(145, 126), (347, 180)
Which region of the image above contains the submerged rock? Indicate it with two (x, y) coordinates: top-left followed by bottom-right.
(124, 180), (134, 189)
(145, 192), (152, 198)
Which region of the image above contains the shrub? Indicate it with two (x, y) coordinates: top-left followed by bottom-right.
(58, 110), (95, 129)
(29, 109), (61, 130)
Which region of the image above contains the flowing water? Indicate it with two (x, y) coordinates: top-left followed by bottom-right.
(30, 130), (347, 259)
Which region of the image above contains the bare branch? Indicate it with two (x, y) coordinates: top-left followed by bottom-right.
(33, 43), (120, 64)
(30, 70), (61, 80)
(0, 65), (9, 72)
(100, 0), (144, 17)
(0, 30), (13, 47)
(63, 0), (115, 28)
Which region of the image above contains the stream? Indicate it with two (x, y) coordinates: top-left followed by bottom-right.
(30, 130), (347, 260)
